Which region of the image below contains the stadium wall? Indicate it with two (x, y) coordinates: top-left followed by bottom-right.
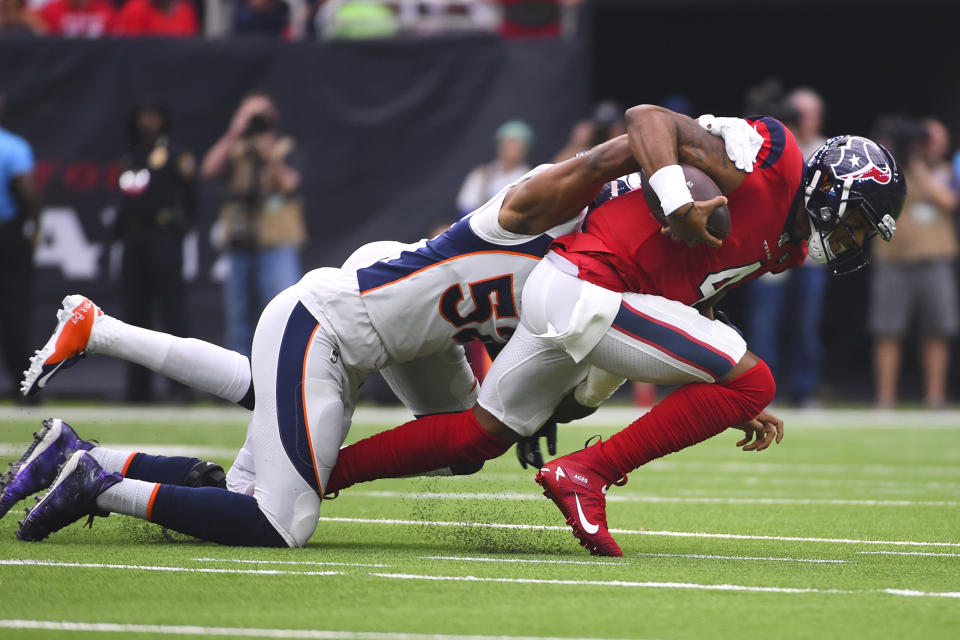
(0, 35), (589, 399)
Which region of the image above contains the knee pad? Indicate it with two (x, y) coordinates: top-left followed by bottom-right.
(287, 491), (323, 548)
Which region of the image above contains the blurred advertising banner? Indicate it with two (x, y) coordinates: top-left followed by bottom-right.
(0, 36), (588, 399)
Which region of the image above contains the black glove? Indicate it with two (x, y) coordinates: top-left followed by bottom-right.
(516, 420), (557, 470)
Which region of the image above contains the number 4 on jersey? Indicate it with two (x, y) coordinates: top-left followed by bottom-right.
(696, 262), (762, 305)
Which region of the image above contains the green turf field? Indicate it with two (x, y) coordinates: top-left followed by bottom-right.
(0, 405), (958, 640)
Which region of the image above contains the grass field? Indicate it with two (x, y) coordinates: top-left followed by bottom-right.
(0, 405), (958, 640)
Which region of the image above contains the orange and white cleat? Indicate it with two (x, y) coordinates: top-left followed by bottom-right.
(21, 295), (102, 397)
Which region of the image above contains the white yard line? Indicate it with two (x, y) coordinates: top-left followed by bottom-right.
(420, 555), (624, 566)
(639, 460), (960, 477)
(318, 517), (960, 548)
(2, 405), (959, 429)
(348, 490), (959, 508)
(371, 572), (849, 594)
(421, 553), (841, 565)
(0, 559), (342, 576)
(635, 553), (845, 564)
(883, 589), (960, 598)
(0, 621), (651, 640)
(858, 551), (960, 558)
(371, 573), (960, 599)
(193, 558), (387, 568)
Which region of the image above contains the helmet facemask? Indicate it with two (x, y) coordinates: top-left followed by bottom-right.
(802, 136), (905, 276)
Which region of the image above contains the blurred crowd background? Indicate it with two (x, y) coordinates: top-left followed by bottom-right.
(1, 0), (957, 409)
(0, 0), (584, 39)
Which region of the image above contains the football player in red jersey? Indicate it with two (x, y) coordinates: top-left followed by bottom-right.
(320, 105), (906, 556)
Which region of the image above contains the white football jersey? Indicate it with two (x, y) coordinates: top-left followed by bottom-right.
(348, 165), (581, 364)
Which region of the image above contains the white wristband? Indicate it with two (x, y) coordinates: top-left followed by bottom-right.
(574, 367), (627, 408)
(648, 164), (693, 216)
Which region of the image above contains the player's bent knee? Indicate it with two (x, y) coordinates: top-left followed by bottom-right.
(723, 357), (776, 413)
(258, 489), (322, 548)
(287, 491), (323, 547)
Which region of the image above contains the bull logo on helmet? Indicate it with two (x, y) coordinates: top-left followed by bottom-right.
(828, 136), (892, 185)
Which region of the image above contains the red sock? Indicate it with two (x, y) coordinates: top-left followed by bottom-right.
(325, 409), (511, 494)
(590, 361), (776, 482)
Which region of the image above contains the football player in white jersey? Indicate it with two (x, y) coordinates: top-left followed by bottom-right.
(5, 118), (761, 548)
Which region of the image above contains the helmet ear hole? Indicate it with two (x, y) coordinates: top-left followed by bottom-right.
(818, 207), (833, 222)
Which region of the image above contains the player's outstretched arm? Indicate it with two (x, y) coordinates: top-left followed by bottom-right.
(498, 134), (640, 235)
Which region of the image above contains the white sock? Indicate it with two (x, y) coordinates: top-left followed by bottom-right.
(96, 478), (157, 519)
(89, 314), (252, 403)
(87, 446), (137, 474)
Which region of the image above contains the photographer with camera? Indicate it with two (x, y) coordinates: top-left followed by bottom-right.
(202, 92), (305, 357)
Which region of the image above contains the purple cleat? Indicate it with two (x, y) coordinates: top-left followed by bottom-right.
(0, 419), (95, 519)
(17, 450), (122, 542)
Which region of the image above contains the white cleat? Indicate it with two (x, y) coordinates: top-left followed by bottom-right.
(21, 295), (102, 397)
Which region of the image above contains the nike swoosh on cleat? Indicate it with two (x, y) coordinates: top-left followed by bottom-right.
(573, 491), (600, 535)
(36, 360), (67, 389)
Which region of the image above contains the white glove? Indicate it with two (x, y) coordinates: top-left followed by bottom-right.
(697, 114), (764, 173)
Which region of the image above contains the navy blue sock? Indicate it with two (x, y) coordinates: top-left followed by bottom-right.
(125, 454), (201, 486)
(150, 485), (288, 547)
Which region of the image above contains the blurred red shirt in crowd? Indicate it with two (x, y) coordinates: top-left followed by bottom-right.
(500, 0), (581, 38)
(113, 0), (198, 36)
(37, 0), (114, 37)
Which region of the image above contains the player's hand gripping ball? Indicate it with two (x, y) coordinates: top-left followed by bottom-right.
(640, 165), (731, 243)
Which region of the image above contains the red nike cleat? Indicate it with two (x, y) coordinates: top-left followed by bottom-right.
(536, 451), (625, 557)
(21, 295), (102, 397)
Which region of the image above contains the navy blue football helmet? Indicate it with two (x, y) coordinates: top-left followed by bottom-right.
(802, 135), (906, 275)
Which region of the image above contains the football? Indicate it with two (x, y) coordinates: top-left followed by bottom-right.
(639, 164), (731, 240)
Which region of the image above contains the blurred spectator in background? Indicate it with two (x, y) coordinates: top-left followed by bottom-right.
(110, 102), (196, 402)
(0, 0), (45, 35)
(500, 0), (581, 38)
(202, 92), (305, 357)
(552, 100), (625, 162)
(0, 93), (41, 401)
(325, 0), (398, 39)
(745, 87), (828, 407)
(36, 0), (114, 37)
(234, 0), (290, 37)
(869, 117), (958, 409)
(113, 0), (198, 36)
(455, 119), (532, 216)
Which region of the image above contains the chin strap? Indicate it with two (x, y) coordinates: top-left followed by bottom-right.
(806, 218), (829, 264)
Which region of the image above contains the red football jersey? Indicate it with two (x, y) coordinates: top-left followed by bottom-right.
(112, 0), (198, 36)
(38, 0), (115, 37)
(552, 116), (807, 306)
